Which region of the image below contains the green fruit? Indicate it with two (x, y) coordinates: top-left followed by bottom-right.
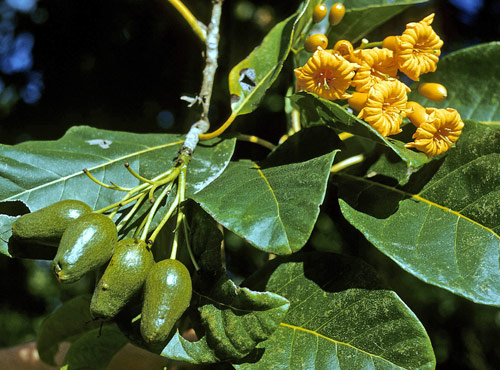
(90, 238), (154, 320)
(140, 259), (192, 344)
(53, 213), (117, 283)
(11, 200), (92, 247)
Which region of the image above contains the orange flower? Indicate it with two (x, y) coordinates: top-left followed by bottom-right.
(351, 48), (398, 92)
(294, 48), (356, 100)
(395, 14), (443, 81)
(405, 108), (464, 156)
(358, 79), (410, 137)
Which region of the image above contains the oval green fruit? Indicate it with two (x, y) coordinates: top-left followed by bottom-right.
(12, 199), (92, 247)
(90, 238), (154, 320)
(140, 259), (192, 344)
(53, 213), (117, 283)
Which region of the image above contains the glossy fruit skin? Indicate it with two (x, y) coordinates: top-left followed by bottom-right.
(11, 200), (92, 247)
(140, 259), (192, 344)
(304, 33), (328, 53)
(418, 83), (447, 102)
(53, 213), (117, 283)
(312, 4), (328, 23)
(329, 3), (346, 26)
(90, 238), (154, 320)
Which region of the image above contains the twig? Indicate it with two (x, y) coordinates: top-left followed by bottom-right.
(182, 0), (223, 156)
(236, 134), (276, 150)
(167, 0), (207, 42)
(330, 154), (365, 173)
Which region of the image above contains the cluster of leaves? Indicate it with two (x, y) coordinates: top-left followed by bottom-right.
(1, 0), (500, 369)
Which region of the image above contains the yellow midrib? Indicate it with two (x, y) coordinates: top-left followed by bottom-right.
(279, 323), (402, 368)
(336, 173), (500, 241)
(3, 140), (183, 202)
(254, 164), (292, 253)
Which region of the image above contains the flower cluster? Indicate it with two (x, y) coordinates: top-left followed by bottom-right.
(294, 13), (464, 157)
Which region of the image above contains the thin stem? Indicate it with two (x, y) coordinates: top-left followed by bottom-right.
(83, 169), (131, 191)
(236, 134), (276, 150)
(167, 0), (207, 41)
(198, 112), (236, 141)
(357, 41), (383, 49)
(183, 216), (200, 271)
(140, 182), (174, 241)
(94, 192), (146, 214)
(169, 167), (186, 259)
(291, 109), (301, 134)
(148, 184), (180, 246)
(330, 154), (365, 173)
(116, 193), (147, 233)
(124, 163), (155, 184)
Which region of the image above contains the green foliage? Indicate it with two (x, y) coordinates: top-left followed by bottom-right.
(37, 295), (98, 365)
(60, 325), (128, 370)
(409, 43), (500, 123)
(327, 0), (428, 43)
(236, 253), (435, 369)
(194, 126), (339, 254)
(229, 0), (321, 116)
(337, 120), (500, 305)
(0, 126), (235, 255)
(292, 92), (430, 169)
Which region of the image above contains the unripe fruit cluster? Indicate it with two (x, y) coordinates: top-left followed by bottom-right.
(10, 199), (192, 346)
(305, 3), (346, 53)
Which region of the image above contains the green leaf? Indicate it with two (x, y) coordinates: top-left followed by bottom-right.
(292, 92), (430, 169)
(61, 325), (128, 370)
(0, 126), (235, 256)
(162, 273), (289, 363)
(337, 120), (500, 305)
(367, 152), (416, 185)
(193, 126), (339, 255)
(409, 43), (500, 123)
(236, 252), (435, 370)
(186, 202), (224, 273)
(37, 295), (99, 366)
(0, 214), (15, 257)
(328, 0), (428, 44)
(229, 0), (320, 116)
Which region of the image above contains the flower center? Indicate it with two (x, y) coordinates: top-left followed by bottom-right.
(315, 69), (335, 90)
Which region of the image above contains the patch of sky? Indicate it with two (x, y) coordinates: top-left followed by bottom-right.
(0, 0), (44, 104)
(449, 0), (484, 24)
(5, 0), (37, 13)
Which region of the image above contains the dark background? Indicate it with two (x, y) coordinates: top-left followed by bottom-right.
(1, 0), (499, 369)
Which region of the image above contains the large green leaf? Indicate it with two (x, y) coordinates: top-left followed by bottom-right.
(409, 43), (500, 123)
(0, 126), (235, 256)
(61, 325), (128, 370)
(327, 0), (427, 44)
(37, 295), (98, 366)
(193, 126), (339, 255)
(292, 92), (430, 169)
(162, 273), (289, 363)
(229, 0), (320, 116)
(337, 120), (500, 305)
(235, 252), (435, 370)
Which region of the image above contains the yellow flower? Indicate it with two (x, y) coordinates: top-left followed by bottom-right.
(351, 48), (398, 93)
(358, 79), (410, 137)
(395, 13), (443, 81)
(405, 108), (464, 156)
(294, 48), (356, 100)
